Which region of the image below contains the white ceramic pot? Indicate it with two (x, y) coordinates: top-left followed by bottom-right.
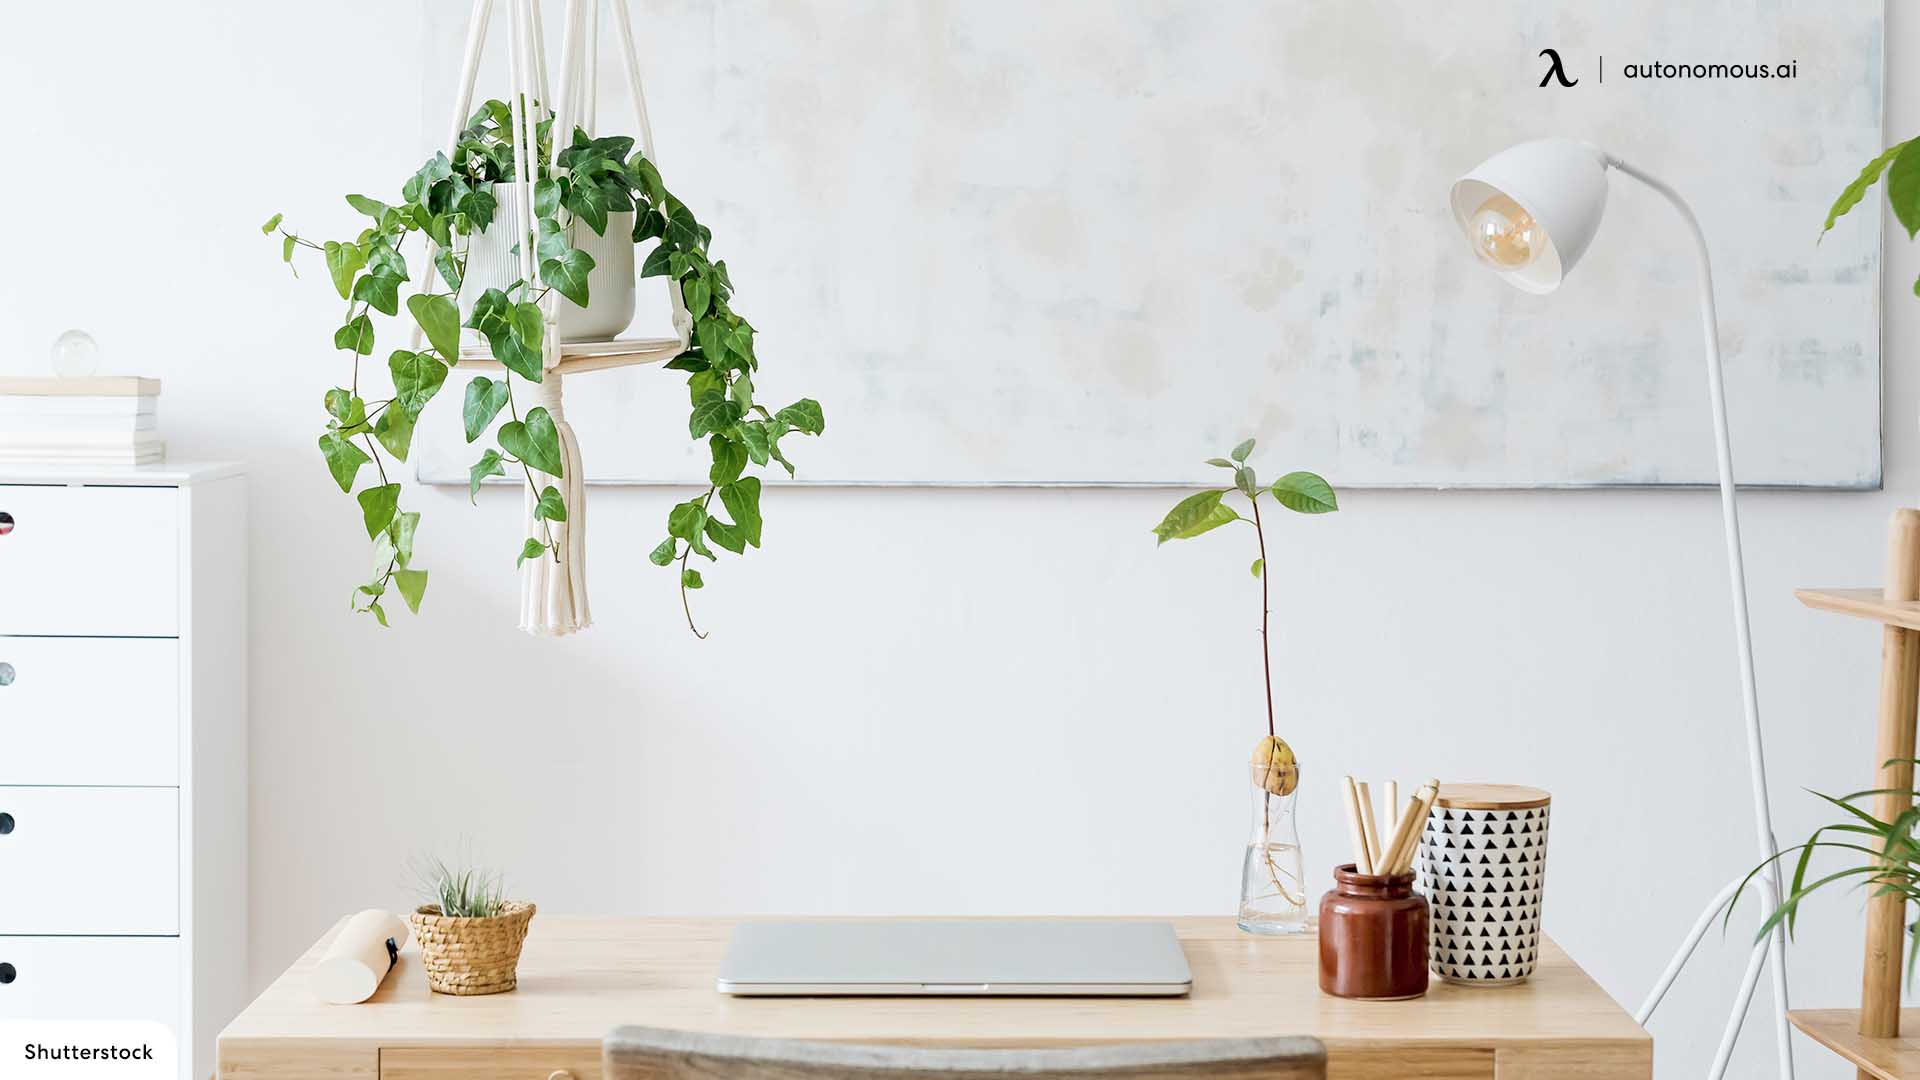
(460, 184), (635, 343)
(1416, 784), (1551, 986)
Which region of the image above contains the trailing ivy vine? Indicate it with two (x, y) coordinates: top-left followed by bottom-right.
(267, 97), (822, 633)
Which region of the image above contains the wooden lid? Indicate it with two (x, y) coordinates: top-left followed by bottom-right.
(1434, 783), (1550, 810)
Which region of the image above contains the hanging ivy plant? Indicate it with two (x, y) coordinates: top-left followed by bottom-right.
(266, 98), (823, 634)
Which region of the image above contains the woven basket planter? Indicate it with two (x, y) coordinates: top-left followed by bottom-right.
(409, 901), (536, 995)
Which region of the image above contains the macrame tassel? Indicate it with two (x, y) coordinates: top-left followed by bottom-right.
(519, 372), (591, 636)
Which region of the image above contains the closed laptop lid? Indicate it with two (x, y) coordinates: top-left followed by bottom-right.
(717, 919), (1192, 994)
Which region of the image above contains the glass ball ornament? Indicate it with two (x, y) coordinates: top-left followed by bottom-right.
(51, 329), (100, 377)
(1466, 192), (1545, 270)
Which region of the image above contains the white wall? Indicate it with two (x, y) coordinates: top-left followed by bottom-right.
(0, 3), (1907, 1076)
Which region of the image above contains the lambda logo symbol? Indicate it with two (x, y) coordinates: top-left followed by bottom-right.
(1538, 48), (1578, 87)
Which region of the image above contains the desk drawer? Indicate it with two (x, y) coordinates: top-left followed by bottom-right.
(0, 787), (178, 934)
(0, 484), (180, 636)
(0, 637), (179, 785)
(0, 936), (180, 1025)
(381, 1047), (601, 1080)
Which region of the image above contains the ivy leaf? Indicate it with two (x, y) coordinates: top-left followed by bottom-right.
(407, 293), (462, 364)
(434, 249), (464, 292)
(334, 395), (370, 435)
(351, 270), (404, 316)
(709, 434), (747, 486)
(318, 432), (370, 492)
(689, 394), (742, 438)
(389, 511), (420, 568)
(629, 155), (667, 204)
(704, 517), (747, 554)
(682, 568), (704, 589)
(1230, 438), (1255, 462)
(1270, 471), (1339, 514)
(1889, 141), (1920, 240)
(666, 206), (700, 250)
(373, 402), (415, 461)
(499, 406), (564, 476)
(388, 350), (449, 418)
(1825, 139), (1913, 239)
(696, 318), (730, 368)
(261, 212), (283, 234)
(536, 217), (570, 262)
(516, 538), (547, 567)
(720, 476), (763, 547)
(462, 376), (510, 442)
(731, 370), (754, 411)
(325, 388), (354, 422)
(1151, 489), (1235, 545)
(367, 601), (388, 627)
(640, 245), (673, 279)
(394, 568), (429, 614)
(633, 208), (666, 243)
(466, 288), (511, 339)
(542, 248), (595, 307)
(737, 420), (772, 466)
(365, 237), (408, 280)
(468, 447), (506, 502)
(334, 314), (375, 355)
(534, 484), (568, 522)
(565, 177), (609, 235)
(534, 177), (562, 218)
(648, 537), (677, 566)
(323, 240), (366, 300)
(457, 186), (497, 231)
(682, 276), (711, 319)
(774, 398), (825, 435)
(667, 499), (713, 558)
(345, 194), (390, 220)
(281, 234), (297, 269)
(357, 483), (402, 539)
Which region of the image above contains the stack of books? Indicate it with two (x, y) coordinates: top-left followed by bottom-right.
(0, 376), (166, 464)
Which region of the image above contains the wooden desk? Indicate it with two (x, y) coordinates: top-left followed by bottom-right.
(219, 917), (1649, 1080)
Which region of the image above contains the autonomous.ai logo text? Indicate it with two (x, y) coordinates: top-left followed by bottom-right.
(1539, 49), (1577, 88)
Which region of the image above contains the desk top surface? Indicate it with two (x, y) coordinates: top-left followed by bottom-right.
(221, 916), (1646, 1059)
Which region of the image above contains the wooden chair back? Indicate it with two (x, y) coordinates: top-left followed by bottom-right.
(604, 1026), (1327, 1080)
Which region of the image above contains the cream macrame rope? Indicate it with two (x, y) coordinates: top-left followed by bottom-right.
(519, 373), (590, 635)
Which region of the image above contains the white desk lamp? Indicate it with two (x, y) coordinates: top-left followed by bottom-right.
(1449, 138), (1793, 1080)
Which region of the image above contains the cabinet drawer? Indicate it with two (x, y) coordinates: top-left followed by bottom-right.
(0, 787), (178, 934)
(380, 1047), (601, 1080)
(0, 936), (180, 1026)
(0, 484), (179, 636)
(0, 637), (179, 785)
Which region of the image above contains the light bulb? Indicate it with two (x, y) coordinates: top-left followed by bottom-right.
(51, 329), (99, 377)
(1466, 192), (1545, 270)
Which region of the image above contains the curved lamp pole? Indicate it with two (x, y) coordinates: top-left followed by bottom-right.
(1448, 138), (1792, 1080)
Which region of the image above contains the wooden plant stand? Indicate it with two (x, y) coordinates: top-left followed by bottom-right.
(1793, 508), (1920, 1079)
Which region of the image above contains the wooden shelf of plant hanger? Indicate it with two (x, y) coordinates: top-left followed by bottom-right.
(1787, 1010), (1920, 1080)
(1795, 587), (1920, 631)
(457, 336), (682, 376)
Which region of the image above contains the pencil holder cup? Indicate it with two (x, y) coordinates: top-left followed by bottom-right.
(1418, 784), (1550, 985)
(1317, 865), (1429, 1000)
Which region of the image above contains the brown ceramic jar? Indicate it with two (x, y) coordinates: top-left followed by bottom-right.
(1318, 864), (1430, 1000)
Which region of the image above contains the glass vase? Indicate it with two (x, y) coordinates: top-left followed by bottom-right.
(1239, 764), (1309, 934)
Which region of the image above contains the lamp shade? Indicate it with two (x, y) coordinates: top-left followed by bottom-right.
(1449, 138), (1609, 294)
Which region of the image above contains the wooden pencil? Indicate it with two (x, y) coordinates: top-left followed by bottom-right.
(1355, 780), (1383, 871)
(1341, 775), (1374, 874)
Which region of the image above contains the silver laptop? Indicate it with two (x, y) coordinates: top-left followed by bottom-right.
(717, 919), (1192, 996)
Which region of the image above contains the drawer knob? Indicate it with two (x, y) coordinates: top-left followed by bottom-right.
(0, 662), (12, 686)
(0, 511), (11, 536)
(0, 963), (13, 984)
(0, 813), (12, 835)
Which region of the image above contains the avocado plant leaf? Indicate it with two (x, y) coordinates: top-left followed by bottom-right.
(1270, 471), (1339, 514)
(1151, 489), (1235, 545)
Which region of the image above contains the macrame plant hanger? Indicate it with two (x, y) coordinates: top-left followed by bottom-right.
(416, 0), (693, 638)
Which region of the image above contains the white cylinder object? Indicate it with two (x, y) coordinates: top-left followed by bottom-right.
(310, 909), (410, 1004)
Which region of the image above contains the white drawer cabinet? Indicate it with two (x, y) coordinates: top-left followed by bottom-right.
(0, 462), (245, 1080)
(0, 484), (180, 635)
(0, 636), (180, 785)
(0, 937), (181, 1024)
(0, 787), (180, 934)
